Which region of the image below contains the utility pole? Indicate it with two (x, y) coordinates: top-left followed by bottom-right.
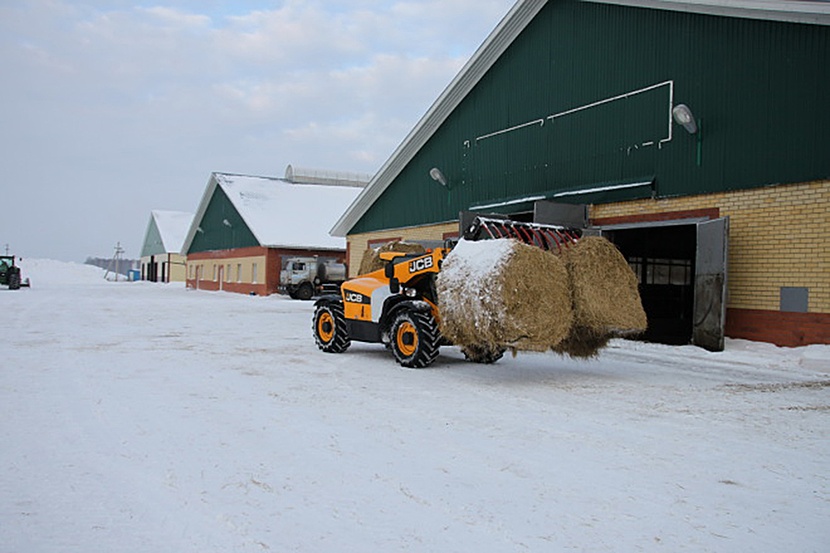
(104, 242), (125, 281)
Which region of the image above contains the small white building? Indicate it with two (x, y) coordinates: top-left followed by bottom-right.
(140, 210), (193, 283)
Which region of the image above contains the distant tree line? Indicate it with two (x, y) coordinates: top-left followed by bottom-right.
(84, 257), (139, 276)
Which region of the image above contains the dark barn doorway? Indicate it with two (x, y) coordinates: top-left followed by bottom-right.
(465, 205), (728, 350)
(604, 224), (697, 345)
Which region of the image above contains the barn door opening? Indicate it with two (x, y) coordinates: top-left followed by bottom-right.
(692, 217), (729, 352)
(605, 224), (696, 345)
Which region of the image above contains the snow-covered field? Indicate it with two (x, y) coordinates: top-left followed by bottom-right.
(2, 259), (828, 553)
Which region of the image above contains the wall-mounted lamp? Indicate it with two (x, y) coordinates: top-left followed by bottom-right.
(429, 167), (448, 188)
(222, 219), (233, 228)
(196, 226), (204, 233)
(672, 104), (698, 134)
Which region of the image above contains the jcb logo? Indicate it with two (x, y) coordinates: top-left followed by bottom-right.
(345, 292), (365, 303)
(409, 256), (434, 273)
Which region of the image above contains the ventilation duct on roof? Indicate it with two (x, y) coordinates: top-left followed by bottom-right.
(285, 165), (372, 188)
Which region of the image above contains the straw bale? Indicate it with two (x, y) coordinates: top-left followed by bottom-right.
(553, 236), (647, 357)
(437, 239), (572, 352)
(358, 240), (426, 275)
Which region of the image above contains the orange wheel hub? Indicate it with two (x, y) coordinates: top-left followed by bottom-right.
(396, 321), (418, 357)
(317, 312), (334, 343)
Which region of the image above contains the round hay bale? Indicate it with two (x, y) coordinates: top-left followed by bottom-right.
(437, 239), (573, 352)
(358, 240), (426, 275)
(550, 325), (611, 359)
(553, 236), (647, 357)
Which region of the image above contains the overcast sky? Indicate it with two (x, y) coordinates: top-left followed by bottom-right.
(1, 0), (516, 262)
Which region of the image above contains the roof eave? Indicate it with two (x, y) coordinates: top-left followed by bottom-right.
(585, 0), (830, 25)
(261, 244), (346, 252)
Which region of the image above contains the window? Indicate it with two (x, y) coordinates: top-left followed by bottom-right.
(252, 262), (258, 284)
(628, 257), (643, 283)
(628, 257), (692, 286)
(237, 263), (242, 283)
(645, 258), (692, 286)
(226, 264), (231, 282)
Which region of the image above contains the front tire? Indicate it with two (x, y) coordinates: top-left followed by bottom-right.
(390, 310), (440, 368)
(313, 302), (351, 353)
(296, 282), (314, 301)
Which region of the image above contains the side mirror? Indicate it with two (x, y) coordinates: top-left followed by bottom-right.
(389, 277), (400, 294)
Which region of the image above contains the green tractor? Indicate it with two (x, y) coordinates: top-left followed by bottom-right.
(0, 255), (29, 290)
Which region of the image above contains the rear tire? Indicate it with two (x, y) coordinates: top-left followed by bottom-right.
(390, 310), (440, 368)
(8, 271), (20, 290)
(313, 302), (351, 353)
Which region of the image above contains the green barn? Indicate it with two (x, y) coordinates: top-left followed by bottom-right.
(333, 0), (830, 350)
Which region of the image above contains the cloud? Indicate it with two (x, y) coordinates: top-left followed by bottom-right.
(0, 0), (515, 261)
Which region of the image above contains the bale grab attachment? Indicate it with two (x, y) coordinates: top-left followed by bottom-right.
(462, 216), (582, 253)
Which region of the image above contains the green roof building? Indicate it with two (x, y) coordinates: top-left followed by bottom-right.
(333, 0), (830, 349)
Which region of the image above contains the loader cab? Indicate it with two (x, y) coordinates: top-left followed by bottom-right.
(380, 249), (442, 303)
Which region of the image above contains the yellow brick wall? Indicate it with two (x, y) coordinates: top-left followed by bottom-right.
(186, 253), (266, 285)
(346, 181), (828, 313)
(347, 222), (459, 277)
(591, 180), (830, 313)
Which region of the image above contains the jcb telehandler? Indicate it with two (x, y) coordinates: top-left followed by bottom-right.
(313, 245), (449, 368)
(312, 217), (580, 368)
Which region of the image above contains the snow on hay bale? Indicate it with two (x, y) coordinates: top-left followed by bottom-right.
(358, 240), (427, 275)
(552, 236), (647, 358)
(437, 238), (572, 353)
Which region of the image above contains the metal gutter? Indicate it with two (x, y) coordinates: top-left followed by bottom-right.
(584, 0), (830, 25)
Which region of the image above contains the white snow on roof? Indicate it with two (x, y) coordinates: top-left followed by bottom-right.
(215, 173), (362, 251)
(152, 210), (193, 253)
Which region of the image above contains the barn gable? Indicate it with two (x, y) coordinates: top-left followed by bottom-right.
(183, 172), (362, 255)
(140, 210), (193, 283)
(182, 172), (363, 296)
(141, 210), (193, 257)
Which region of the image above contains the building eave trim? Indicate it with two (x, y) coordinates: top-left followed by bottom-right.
(584, 0), (830, 26)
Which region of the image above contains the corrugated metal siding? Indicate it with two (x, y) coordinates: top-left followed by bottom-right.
(187, 187), (259, 253)
(351, 0), (829, 234)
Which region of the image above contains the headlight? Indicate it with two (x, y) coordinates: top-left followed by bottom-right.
(405, 287), (417, 298)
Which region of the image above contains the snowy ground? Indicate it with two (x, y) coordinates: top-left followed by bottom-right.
(1, 259), (828, 553)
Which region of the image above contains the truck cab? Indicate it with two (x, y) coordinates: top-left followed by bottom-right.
(280, 256), (347, 300)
